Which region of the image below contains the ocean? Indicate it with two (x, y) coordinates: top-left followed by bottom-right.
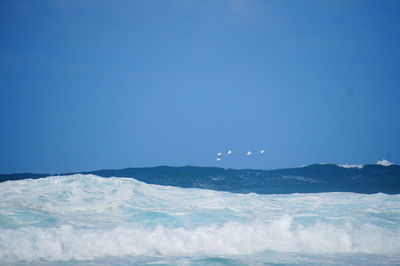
(0, 164), (399, 265)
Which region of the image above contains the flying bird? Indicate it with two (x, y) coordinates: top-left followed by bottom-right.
(217, 152), (222, 157)
(227, 150), (232, 155)
(216, 157), (222, 161)
(260, 150), (266, 154)
(246, 151), (252, 156)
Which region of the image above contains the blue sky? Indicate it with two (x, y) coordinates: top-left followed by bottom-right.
(1, 0), (399, 173)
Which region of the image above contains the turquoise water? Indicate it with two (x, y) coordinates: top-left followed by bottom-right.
(1, 175), (399, 265)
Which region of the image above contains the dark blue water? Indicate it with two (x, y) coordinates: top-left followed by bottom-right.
(2, 163), (399, 194)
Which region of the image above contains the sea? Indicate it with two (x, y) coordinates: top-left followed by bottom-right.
(0, 163), (399, 265)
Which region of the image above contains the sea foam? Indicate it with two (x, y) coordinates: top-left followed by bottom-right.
(0, 175), (399, 263)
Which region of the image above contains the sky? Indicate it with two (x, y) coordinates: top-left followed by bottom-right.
(1, 0), (399, 173)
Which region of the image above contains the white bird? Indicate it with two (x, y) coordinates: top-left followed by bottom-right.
(246, 151), (252, 156)
(217, 152), (222, 157)
(227, 150), (232, 155)
(260, 150), (266, 154)
(216, 157), (222, 161)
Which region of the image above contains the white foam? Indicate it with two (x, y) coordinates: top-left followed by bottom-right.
(1, 216), (399, 262)
(338, 164), (364, 169)
(376, 159), (396, 166)
(300, 163), (328, 167)
(0, 175), (400, 263)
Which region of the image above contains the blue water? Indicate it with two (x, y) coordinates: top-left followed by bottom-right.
(1, 172), (400, 265)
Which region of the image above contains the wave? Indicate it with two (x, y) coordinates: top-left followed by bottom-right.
(337, 164), (364, 169)
(377, 159), (397, 166)
(1, 175), (400, 263)
(1, 216), (399, 262)
(2, 163), (400, 194)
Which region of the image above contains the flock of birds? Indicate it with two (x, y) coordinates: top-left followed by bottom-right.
(216, 149), (266, 161)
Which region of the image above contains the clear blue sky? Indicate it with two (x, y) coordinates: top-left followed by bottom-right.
(1, 0), (399, 173)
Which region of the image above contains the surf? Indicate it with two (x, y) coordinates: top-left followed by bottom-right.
(1, 175), (399, 264)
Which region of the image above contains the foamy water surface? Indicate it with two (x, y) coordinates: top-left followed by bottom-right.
(0, 175), (399, 265)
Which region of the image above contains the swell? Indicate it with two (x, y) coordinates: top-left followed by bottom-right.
(0, 175), (399, 263)
(1, 163), (400, 194)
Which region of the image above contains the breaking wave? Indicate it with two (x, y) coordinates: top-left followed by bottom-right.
(0, 175), (399, 264)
